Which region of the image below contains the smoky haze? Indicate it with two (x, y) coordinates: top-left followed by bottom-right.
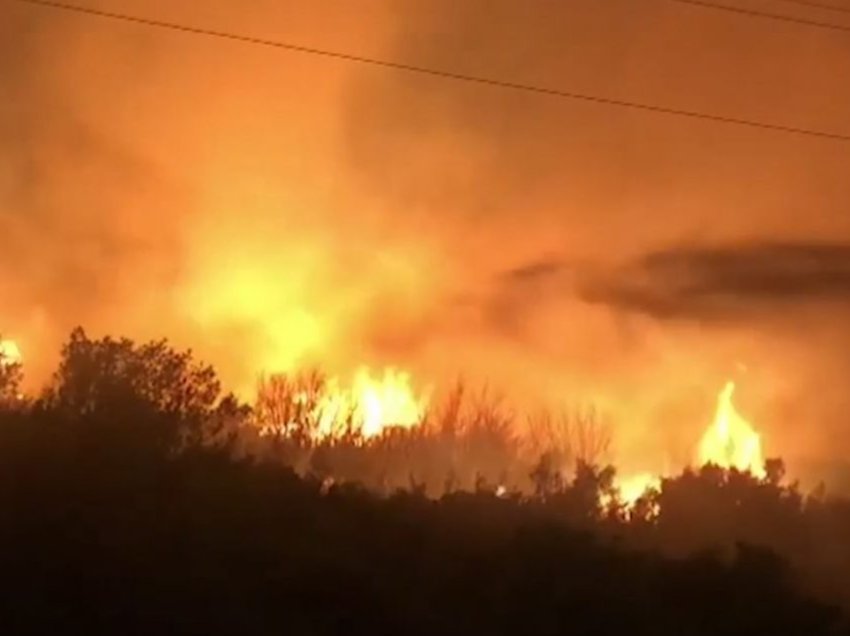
(342, 0), (850, 484)
(3, 0), (850, 485)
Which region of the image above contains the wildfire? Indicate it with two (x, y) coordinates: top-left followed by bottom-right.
(0, 340), (21, 366)
(698, 380), (765, 477)
(259, 366), (429, 441)
(255, 366), (769, 504)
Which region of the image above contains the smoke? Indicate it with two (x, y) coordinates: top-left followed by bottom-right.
(4, 0), (850, 483)
(1, 0), (436, 390)
(579, 241), (850, 320)
(341, 0), (850, 480)
(0, 5), (190, 382)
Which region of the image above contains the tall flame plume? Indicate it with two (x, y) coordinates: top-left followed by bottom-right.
(698, 380), (765, 477)
(614, 380), (767, 510)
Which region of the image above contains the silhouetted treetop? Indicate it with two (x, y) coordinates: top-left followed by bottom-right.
(0, 355), (22, 408)
(37, 328), (232, 453)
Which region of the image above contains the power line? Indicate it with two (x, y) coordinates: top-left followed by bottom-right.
(672, 0), (850, 33)
(775, 0), (850, 15)
(13, 0), (850, 143)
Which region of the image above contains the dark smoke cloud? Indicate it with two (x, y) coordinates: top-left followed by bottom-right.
(578, 241), (850, 320)
(503, 260), (565, 283)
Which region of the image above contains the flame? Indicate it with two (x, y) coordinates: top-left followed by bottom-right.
(350, 367), (426, 438)
(698, 381), (765, 477)
(259, 366), (429, 441)
(317, 367), (428, 439)
(183, 262), (325, 385)
(0, 340), (22, 366)
(616, 472), (661, 507)
(611, 380), (765, 512)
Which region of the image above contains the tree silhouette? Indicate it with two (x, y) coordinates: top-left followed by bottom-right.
(0, 355), (22, 408)
(0, 335), (22, 406)
(37, 327), (233, 457)
(253, 370), (327, 442)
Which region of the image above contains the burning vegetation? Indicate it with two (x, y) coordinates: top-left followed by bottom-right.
(246, 358), (769, 512)
(0, 328), (775, 504)
(0, 328), (776, 505)
(254, 367), (428, 441)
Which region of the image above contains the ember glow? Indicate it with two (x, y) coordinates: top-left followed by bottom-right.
(698, 381), (766, 477)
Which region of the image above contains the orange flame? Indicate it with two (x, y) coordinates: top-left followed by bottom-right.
(319, 367), (428, 439)
(615, 472), (661, 507)
(612, 380), (765, 511)
(259, 366), (429, 441)
(351, 367), (427, 438)
(698, 381), (765, 477)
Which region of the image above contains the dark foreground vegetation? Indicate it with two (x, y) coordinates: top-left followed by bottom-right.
(1, 329), (849, 635)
